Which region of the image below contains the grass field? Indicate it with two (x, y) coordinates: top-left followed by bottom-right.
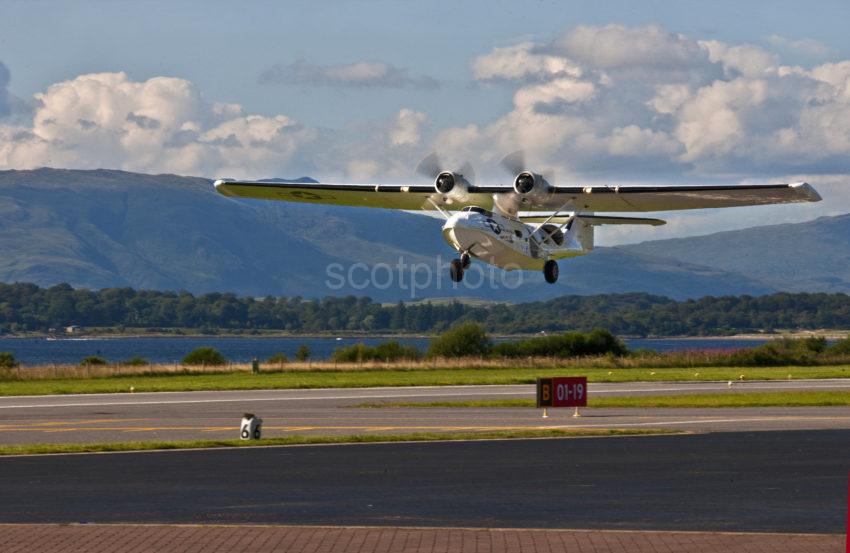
(0, 428), (677, 456)
(0, 366), (849, 396)
(355, 391), (850, 409)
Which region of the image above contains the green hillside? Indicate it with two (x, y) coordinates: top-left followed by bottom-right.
(629, 215), (850, 292)
(0, 168), (800, 300)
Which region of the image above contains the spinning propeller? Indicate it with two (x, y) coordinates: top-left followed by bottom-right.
(415, 153), (475, 186)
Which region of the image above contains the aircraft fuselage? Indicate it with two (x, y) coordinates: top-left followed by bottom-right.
(441, 206), (589, 271)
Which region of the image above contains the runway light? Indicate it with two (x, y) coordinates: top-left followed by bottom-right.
(727, 381), (732, 388)
(129, 386), (135, 393)
(650, 371), (656, 375)
(694, 372), (699, 377)
(739, 374), (745, 380)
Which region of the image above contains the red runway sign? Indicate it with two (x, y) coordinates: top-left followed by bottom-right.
(536, 377), (587, 408)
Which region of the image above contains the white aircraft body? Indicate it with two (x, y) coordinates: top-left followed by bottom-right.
(214, 154), (821, 284)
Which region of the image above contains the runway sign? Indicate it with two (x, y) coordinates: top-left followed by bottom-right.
(536, 377), (587, 408)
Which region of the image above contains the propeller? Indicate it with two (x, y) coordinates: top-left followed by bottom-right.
(458, 161), (475, 185)
(499, 150), (526, 176)
(415, 152), (475, 184)
(415, 152), (443, 180)
(499, 150), (557, 186)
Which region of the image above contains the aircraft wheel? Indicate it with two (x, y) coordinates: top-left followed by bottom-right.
(450, 259), (464, 282)
(543, 260), (559, 284)
(460, 252), (471, 269)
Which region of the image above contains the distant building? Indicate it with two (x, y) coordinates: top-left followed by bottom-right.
(65, 325), (82, 334)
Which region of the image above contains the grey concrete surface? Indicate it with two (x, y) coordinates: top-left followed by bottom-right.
(2, 381), (850, 444)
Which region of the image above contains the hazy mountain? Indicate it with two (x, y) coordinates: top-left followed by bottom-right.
(628, 215), (850, 293)
(0, 168), (803, 301)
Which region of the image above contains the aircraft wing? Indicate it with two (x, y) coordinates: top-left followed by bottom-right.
(214, 180), (820, 213)
(539, 182), (821, 212)
(213, 180), (502, 211)
(520, 214), (666, 226)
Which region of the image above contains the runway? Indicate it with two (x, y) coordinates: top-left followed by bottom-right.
(1, 380), (850, 444)
(0, 430), (847, 533)
(2, 382), (847, 551)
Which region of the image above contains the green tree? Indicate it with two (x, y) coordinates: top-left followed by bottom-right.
(267, 352), (288, 364)
(80, 355), (108, 366)
(332, 341), (421, 362)
(295, 345), (311, 361)
(427, 322), (491, 358)
(0, 352), (19, 368)
(182, 347), (227, 366)
(828, 334), (850, 355)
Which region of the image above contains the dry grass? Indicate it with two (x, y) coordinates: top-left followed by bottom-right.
(4, 349), (850, 382)
(0, 356), (654, 382)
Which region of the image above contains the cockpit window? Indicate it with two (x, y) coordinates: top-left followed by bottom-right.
(463, 206), (492, 216)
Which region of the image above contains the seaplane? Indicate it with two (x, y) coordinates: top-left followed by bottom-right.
(214, 152), (821, 284)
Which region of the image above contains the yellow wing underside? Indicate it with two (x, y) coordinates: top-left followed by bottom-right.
(214, 180), (821, 213)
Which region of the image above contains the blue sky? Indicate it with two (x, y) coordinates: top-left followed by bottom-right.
(3, 0), (849, 129)
(2, 0), (850, 243)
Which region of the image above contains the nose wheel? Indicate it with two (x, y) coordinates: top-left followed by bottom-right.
(543, 259), (559, 284)
(450, 259), (464, 282)
(460, 251), (471, 269)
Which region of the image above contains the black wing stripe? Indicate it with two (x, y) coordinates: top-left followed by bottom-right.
(224, 181), (434, 193)
(550, 184), (791, 194)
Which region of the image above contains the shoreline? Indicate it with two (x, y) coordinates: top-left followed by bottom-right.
(1, 331), (847, 341)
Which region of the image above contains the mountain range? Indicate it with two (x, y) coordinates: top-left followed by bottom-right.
(0, 168), (844, 301)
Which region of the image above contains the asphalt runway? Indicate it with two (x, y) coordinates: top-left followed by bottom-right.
(0, 429), (847, 533)
(1, 380), (850, 444)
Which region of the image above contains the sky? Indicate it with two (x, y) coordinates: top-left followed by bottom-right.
(1, 0), (850, 244)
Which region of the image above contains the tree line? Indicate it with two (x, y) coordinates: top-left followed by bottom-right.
(1, 282), (850, 336)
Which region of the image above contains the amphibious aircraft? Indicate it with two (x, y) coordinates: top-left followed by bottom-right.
(214, 152), (821, 284)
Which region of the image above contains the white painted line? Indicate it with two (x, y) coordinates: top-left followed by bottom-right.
(0, 391), (535, 409)
(0, 384), (534, 400)
(3, 382), (850, 409)
(548, 416), (848, 430)
(4, 378), (850, 401)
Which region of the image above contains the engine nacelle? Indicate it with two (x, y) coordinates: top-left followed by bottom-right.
(533, 223), (565, 247)
(513, 171), (553, 205)
(434, 171), (470, 203)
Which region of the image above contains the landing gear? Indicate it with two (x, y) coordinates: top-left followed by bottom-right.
(460, 251), (471, 269)
(450, 259), (464, 282)
(543, 259), (559, 284)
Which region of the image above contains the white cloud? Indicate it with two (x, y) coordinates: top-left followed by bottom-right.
(513, 78), (596, 111)
(647, 84), (691, 115)
(766, 34), (834, 58)
(673, 78), (768, 162)
(471, 42), (582, 81)
(436, 25), (850, 181)
(606, 126), (681, 157)
(2, 22), (850, 240)
(700, 41), (778, 77)
(258, 60), (438, 89)
(0, 71), (316, 178)
(389, 109), (429, 147)
(553, 24), (709, 71)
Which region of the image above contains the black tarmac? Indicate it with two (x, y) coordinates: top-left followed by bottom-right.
(1, 429), (847, 533)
